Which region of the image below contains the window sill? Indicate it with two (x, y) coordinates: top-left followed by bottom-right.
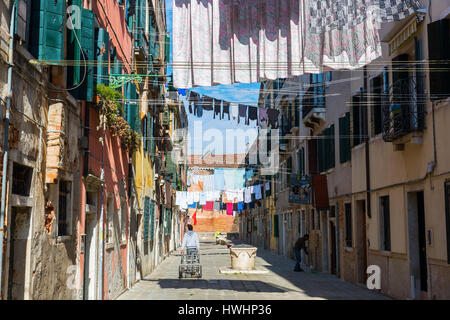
(344, 246), (353, 252)
(57, 235), (72, 243)
(105, 243), (114, 250)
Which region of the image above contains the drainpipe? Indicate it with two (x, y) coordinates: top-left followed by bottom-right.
(363, 66), (371, 221)
(98, 117), (106, 300)
(0, 0), (16, 299)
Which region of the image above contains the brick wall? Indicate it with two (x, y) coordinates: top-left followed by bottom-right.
(188, 208), (238, 233)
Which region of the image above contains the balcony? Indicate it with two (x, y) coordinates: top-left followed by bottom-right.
(302, 86), (326, 129)
(134, 29), (149, 60)
(382, 76), (426, 144)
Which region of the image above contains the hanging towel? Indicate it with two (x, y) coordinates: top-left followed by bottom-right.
(234, 169), (245, 190)
(259, 108), (268, 125)
(267, 109), (280, 129)
(193, 192), (200, 202)
(227, 203), (233, 216)
(222, 101), (230, 120)
(214, 168), (225, 191)
(204, 201), (214, 211)
(187, 192), (194, 205)
(247, 106), (258, 125)
(238, 104), (247, 124)
(237, 202), (243, 211)
(230, 102), (239, 119)
(188, 202), (197, 209)
(213, 201), (221, 211)
(213, 99), (221, 119)
(224, 169), (235, 191)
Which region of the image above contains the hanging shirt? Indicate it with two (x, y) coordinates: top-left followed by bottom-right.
(193, 192), (200, 202)
(237, 202), (244, 212)
(230, 102), (239, 119)
(259, 107), (268, 125)
(202, 96), (214, 111)
(238, 104), (247, 124)
(200, 192), (207, 205)
(227, 203), (233, 216)
(247, 106), (258, 125)
(187, 192), (194, 204)
(213, 99), (221, 119)
(267, 108), (280, 129)
(254, 184), (262, 200)
(222, 101), (230, 120)
(265, 182), (270, 191)
(244, 187), (252, 203)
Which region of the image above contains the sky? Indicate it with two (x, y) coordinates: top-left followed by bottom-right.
(165, 1), (261, 156)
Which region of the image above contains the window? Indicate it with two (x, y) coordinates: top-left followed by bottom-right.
(58, 181), (72, 236)
(379, 196), (391, 251)
(445, 181), (450, 264)
(344, 203), (352, 247)
(428, 19), (450, 101)
(370, 73), (384, 135)
(316, 210), (321, 231)
(351, 93), (365, 147)
(12, 163), (33, 196)
(106, 196), (114, 244)
(120, 200), (127, 243)
(339, 112), (351, 163)
(329, 205), (336, 218)
(297, 147), (305, 177)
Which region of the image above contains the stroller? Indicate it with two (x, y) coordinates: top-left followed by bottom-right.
(179, 247), (202, 279)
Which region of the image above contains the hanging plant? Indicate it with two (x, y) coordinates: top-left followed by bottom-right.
(96, 84), (140, 152)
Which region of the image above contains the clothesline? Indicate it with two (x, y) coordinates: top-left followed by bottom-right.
(181, 90), (281, 128)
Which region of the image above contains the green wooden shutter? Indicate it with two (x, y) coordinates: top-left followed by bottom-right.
(30, 0), (65, 61)
(149, 200), (155, 241)
(127, 83), (140, 131)
(143, 196), (150, 242)
(330, 124), (335, 169)
(96, 28), (109, 85)
(164, 35), (170, 62)
(340, 113), (351, 163)
(68, 8), (95, 101)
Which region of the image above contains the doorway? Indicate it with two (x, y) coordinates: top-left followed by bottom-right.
(355, 200), (367, 284)
(83, 213), (98, 300)
(321, 211), (328, 272)
(7, 207), (31, 300)
(407, 191), (428, 297)
(330, 220), (337, 275)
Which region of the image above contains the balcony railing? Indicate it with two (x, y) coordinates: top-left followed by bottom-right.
(382, 76), (426, 142)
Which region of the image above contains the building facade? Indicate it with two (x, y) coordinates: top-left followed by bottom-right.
(242, 0), (450, 300)
(0, 0), (186, 300)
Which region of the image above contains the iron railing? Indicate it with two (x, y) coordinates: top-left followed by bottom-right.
(382, 75), (426, 142)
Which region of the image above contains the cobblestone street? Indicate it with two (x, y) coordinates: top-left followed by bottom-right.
(118, 242), (389, 300)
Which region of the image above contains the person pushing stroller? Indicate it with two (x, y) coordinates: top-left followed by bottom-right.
(181, 224), (200, 258)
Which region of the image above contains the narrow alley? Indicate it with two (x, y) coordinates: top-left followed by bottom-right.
(118, 238), (388, 300)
